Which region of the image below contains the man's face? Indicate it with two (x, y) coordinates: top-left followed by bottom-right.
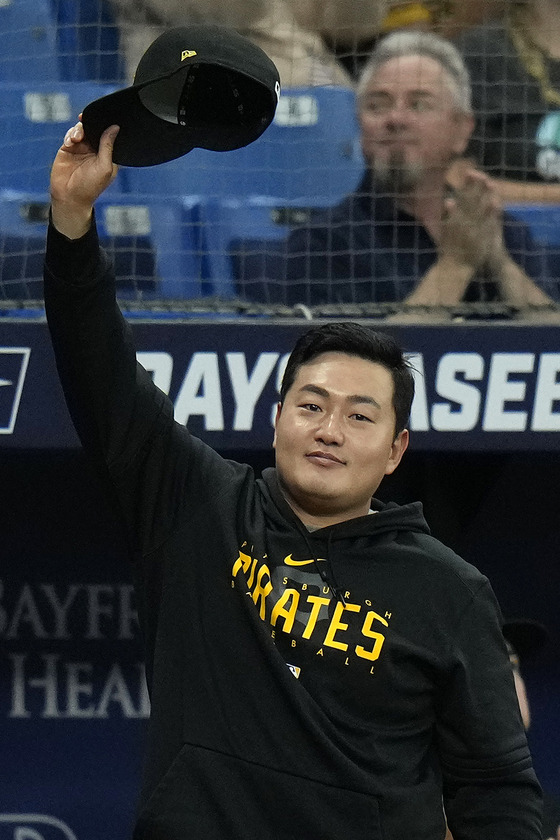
(273, 352), (409, 527)
(358, 55), (474, 190)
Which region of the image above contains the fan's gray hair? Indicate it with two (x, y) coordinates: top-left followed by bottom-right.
(357, 30), (473, 115)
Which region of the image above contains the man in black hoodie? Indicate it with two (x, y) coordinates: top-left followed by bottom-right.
(44, 119), (542, 839)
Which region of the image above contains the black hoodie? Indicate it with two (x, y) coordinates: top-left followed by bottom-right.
(44, 219), (542, 840)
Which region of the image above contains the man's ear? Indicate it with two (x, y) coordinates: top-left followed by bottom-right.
(453, 112), (475, 157)
(385, 428), (409, 476)
(272, 402), (282, 449)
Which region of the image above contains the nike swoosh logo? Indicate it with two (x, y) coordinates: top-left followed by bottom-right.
(283, 554), (315, 567)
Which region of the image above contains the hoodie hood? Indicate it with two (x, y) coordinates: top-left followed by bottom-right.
(259, 466), (431, 541)
(257, 467), (431, 605)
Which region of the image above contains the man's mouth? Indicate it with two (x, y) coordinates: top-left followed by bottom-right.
(306, 451), (345, 465)
(378, 138), (414, 149)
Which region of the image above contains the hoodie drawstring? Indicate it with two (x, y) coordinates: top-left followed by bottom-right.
(301, 529), (347, 606)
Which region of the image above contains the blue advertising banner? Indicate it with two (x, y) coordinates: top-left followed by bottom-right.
(1, 450), (146, 840)
(1, 319), (559, 451)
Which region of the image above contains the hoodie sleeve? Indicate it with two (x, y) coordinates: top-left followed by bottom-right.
(43, 217), (236, 556)
(44, 217), (171, 475)
(436, 578), (542, 840)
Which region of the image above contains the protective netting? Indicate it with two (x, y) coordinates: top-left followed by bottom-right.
(0, 0), (559, 321)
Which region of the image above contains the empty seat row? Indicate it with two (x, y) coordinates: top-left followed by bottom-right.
(0, 82), (364, 199)
(0, 83), (365, 299)
(0, 192), (317, 300)
(0, 0), (123, 82)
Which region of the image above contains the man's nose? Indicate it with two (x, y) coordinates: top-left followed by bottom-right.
(382, 98), (414, 127)
(385, 104), (410, 128)
(315, 412), (344, 444)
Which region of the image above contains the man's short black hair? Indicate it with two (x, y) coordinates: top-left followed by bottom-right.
(280, 322), (415, 436)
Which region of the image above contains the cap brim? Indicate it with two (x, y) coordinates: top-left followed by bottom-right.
(503, 619), (549, 661)
(82, 85), (197, 167)
(82, 63), (277, 167)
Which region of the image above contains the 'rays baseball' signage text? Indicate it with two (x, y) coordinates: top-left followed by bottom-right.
(0, 347), (29, 434)
(139, 349), (560, 435)
(2, 322), (558, 449)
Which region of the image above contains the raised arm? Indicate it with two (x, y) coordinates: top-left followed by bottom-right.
(44, 118), (164, 472)
(44, 121), (190, 553)
(491, 179), (560, 206)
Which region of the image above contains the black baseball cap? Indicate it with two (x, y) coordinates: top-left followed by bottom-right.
(81, 24), (281, 167)
(503, 618), (549, 661)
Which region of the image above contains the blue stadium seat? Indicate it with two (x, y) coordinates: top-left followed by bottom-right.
(126, 87), (365, 204)
(0, 80), (129, 297)
(0, 190), (206, 300)
(55, 0), (125, 82)
(506, 204), (560, 300)
(0, 192), (50, 299)
(0, 0), (60, 81)
(505, 204), (560, 246)
(0, 82), (139, 299)
(0, 81), (120, 194)
(95, 193), (207, 298)
(0, 190), (154, 299)
(201, 195), (329, 299)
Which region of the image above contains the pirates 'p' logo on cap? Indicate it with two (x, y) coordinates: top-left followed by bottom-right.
(181, 50), (197, 61)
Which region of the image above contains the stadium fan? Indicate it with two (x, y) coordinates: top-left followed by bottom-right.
(381, 0), (503, 39)
(459, 0), (560, 204)
(107, 0), (389, 87)
(106, 0), (502, 89)
(331, 0), (504, 79)
(446, 618), (560, 840)
(241, 31), (560, 318)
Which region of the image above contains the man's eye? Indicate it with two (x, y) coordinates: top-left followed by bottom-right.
(302, 403), (321, 412)
(411, 99), (433, 112)
(352, 413), (373, 422)
(366, 99), (389, 113)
